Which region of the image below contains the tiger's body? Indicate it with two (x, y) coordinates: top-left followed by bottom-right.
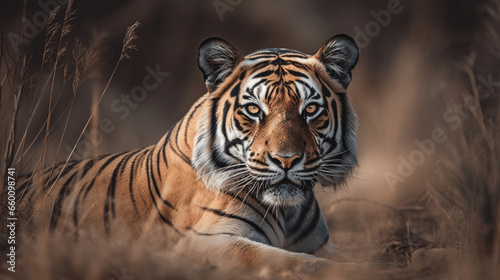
(18, 35), (359, 275)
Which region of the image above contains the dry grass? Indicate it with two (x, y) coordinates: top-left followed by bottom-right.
(1, 0), (499, 279)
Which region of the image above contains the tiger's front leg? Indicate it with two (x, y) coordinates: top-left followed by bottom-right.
(173, 232), (331, 277)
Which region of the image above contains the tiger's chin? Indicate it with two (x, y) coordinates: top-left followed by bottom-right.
(260, 181), (308, 207)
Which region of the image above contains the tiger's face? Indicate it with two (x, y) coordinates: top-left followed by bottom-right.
(193, 36), (359, 207)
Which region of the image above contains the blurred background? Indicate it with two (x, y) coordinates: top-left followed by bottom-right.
(1, 0), (499, 279)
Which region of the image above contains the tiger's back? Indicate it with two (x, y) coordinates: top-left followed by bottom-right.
(18, 99), (210, 243)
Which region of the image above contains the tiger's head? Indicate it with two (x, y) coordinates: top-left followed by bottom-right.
(193, 35), (359, 207)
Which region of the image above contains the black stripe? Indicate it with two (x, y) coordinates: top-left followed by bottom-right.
(295, 79), (315, 93)
(263, 83), (273, 100)
(281, 54), (308, 59)
(248, 165), (272, 173)
(253, 70), (274, 78)
(290, 201), (321, 245)
(73, 181), (88, 230)
(317, 119), (330, 130)
(209, 97), (228, 168)
(163, 125), (175, 167)
(104, 151), (137, 233)
(184, 102), (203, 149)
(230, 82), (241, 97)
(72, 158), (100, 228)
(151, 197), (184, 236)
(318, 78), (331, 98)
(83, 151), (128, 199)
(50, 170), (79, 230)
(169, 136), (191, 166)
(250, 158), (268, 166)
(247, 49), (306, 56)
(144, 154), (184, 236)
(304, 157), (320, 165)
(172, 119), (192, 165)
(129, 150), (148, 213)
(252, 61), (273, 72)
(104, 155), (128, 234)
(200, 207), (272, 244)
(221, 101), (231, 143)
(288, 193), (314, 234)
(230, 193), (284, 236)
(288, 70), (309, 79)
(234, 115), (244, 131)
(154, 146), (162, 181)
(79, 158), (99, 178)
(120, 149), (140, 176)
(331, 99), (339, 142)
(224, 138), (246, 163)
(146, 149), (175, 209)
(246, 55), (279, 60)
(44, 161), (78, 191)
(337, 92), (353, 156)
(288, 61), (311, 71)
(239, 70), (247, 80)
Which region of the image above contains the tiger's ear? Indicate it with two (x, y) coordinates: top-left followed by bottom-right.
(315, 34), (359, 89)
(198, 37), (242, 92)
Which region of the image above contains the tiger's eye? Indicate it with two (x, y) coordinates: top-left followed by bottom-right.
(247, 105), (261, 115)
(305, 104), (318, 115)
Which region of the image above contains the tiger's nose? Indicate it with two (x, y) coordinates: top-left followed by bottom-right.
(269, 154), (302, 170)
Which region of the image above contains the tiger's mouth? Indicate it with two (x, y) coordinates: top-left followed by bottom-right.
(271, 179), (301, 190)
(259, 179), (309, 206)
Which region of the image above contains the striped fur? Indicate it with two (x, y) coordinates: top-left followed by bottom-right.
(18, 35), (359, 274)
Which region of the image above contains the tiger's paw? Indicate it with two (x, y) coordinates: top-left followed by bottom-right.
(299, 257), (332, 274)
(258, 256), (332, 279)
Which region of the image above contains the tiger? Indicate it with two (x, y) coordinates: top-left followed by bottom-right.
(17, 34), (359, 276)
